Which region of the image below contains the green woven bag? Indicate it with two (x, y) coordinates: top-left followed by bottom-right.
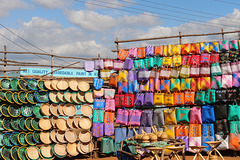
(176, 107), (190, 122)
(100, 137), (115, 154)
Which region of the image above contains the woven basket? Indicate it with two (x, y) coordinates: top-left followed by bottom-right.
(51, 79), (59, 90)
(0, 78), (11, 90)
(64, 91), (74, 103)
(63, 104), (76, 116)
(53, 143), (67, 158)
(26, 91), (37, 104)
(10, 118), (20, 131)
(44, 80), (54, 90)
(40, 103), (51, 116)
(10, 146), (19, 160)
(10, 132), (20, 146)
(0, 118), (3, 131)
(18, 91), (28, 104)
(33, 104), (43, 118)
(78, 81), (90, 92)
(65, 129), (77, 143)
(79, 117), (92, 130)
(1, 104), (10, 117)
(26, 146), (39, 160)
(21, 104), (33, 117)
(0, 132), (3, 146)
(25, 117), (34, 131)
(50, 129), (58, 143)
(18, 132), (27, 146)
(58, 104), (65, 115)
(67, 142), (79, 156)
(69, 80), (78, 91)
(18, 79), (28, 91)
(17, 147), (27, 160)
(3, 118), (11, 130)
(71, 92), (82, 104)
(80, 141), (94, 154)
(79, 130), (92, 143)
(81, 104), (93, 117)
(3, 133), (13, 147)
(8, 104), (20, 117)
(49, 91), (60, 103)
(51, 116), (58, 128)
(40, 144), (54, 159)
(56, 130), (67, 143)
(19, 117), (27, 131)
(27, 79), (38, 90)
(31, 118), (40, 131)
(50, 103), (60, 116)
(56, 118), (67, 131)
(34, 91), (49, 103)
(84, 91), (94, 103)
(37, 79), (48, 91)
(57, 91), (66, 102)
(13, 92), (22, 105)
(1, 146), (11, 160)
(67, 116), (75, 129)
(77, 91), (86, 103)
(39, 117), (52, 130)
(5, 91), (14, 103)
(74, 116), (81, 129)
(10, 78), (20, 91)
(57, 80), (69, 90)
(77, 142), (87, 155)
(33, 131), (41, 144)
(0, 90), (6, 101)
(25, 132), (36, 146)
(40, 131), (52, 144)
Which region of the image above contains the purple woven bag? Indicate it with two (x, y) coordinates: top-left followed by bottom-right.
(94, 59), (104, 70)
(93, 122), (104, 137)
(139, 126), (152, 134)
(135, 93), (145, 106)
(84, 61), (94, 72)
(104, 122), (114, 136)
(124, 59), (133, 70)
(144, 92), (154, 106)
(140, 110), (153, 126)
(128, 110), (142, 126)
(116, 109), (129, 125)
(176, 136), (189, 151)
(138, 68), (150, 81)
(233, 73), (240, 87)
(146, 46), (155, 56)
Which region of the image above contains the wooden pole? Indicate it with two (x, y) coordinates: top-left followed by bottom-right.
(4, 45), (7, 77)
(51, 50), (53, 78)
(116, 37), (119, 51)
(0, 63), (83, 69)
(221, 29), (224, 41)
(41, 61), (80, 77)
(179, 32), (182, 44)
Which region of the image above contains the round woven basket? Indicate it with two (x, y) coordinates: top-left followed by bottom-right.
(5, 91), (14, 103)
(78, 81), (90, 92)
(21, 104), (33, 117)
(40, 144), (54, 159)
(0, 132), (3, 146)
(79, 130), (92, 143)
(77, 142), (87, 155)
(25, 132), (36, 146)
(0, 90), (6, 101)
(31, 117), (41, 131)
(53, 143), (67, 158)
(1, 146), (11, 160)
(77, 91), (86, 103)
(10, 132), (20, 146)
(18, 132), (27, 146)
(19, 117), (27, 131)
(39, 117), (52, 130)
(67, 116), (75, 129)
(33, 104), (43, 119)
(84, 91), (94, 103)
(25, 117), (34, 131)
(49, 91), (60, 103)
(51, 79), (59, 91)
(26, 146), (40, 160)
(0, 78), (11, 90)
(79, 117), (92, 130)
(80, 141), (94, 154)
(10, 78), (20, 91)
(44, 80), (54, 90)
(56, 130), (67, 143)
(37, 79), (48, 91)
(18, 91), (28, 104)
(17, 147), (27, 160)
(40, 131), (52, 144)
(34, 91), (49, 103)
(10, 146), (19, 160)
(12, 92), (22, 105)
(1, 104), (10, 117)
(3, 133), (13, 147)
(3, 118), (11, 130)
(71, 92), (82, 104)
(63, 104), (76, 116)
(10, 118), (20, 131)
(81, 104), (93, 117)
(50, 104), (60, 116)
(67, 142), (79, 156)
(26, 91), (37, 104)
(57, 104), (65, 115)
(56, 118), (67, 131)
(50, 129), (58, 143)
(51, 116), (58, 128)
(64, 91), (74, 103)
(27, 79), (38, 90)
(0, 118), (3, 131)
(8, 104), (20, 117)
(57, 80), (69, 90)
(74, 116), (81, 129)
(65, 129), (77, 143)
(57, 91), (66, 102)
(69, 80), (78, 91)
(33, 131), (41, 144)
(40, 103), (51, 116)
(18, 79), (28, 91)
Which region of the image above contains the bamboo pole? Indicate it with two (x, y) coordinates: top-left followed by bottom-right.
(41, 61), (80, 77)
(179, 32), (182, 45)
(221, 29), (224, 41)
(0, 69), (27, 72)
(0, 58), (38, 64)
(0, 63), (83, 69)
(51, 50), (53, 78)
(4, 45), (7, 77)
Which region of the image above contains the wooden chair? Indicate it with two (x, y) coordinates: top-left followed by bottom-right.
(166, 146), (185, 160)
(189, 146), (207, 160)
(205, 141), (224, 160)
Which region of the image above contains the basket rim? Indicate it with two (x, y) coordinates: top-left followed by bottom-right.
(8, 104), (20, 117)
(12, 92), (23, 105)
(18, 79), (28, 91)
(37, 79), (48, 91)
(27, 79), (38, 90)
(1, 104), (10, 117)
(10, 146), (19, 160)
(25, 132), (36, 146)
(26, 91), (37, 104)
(5, 91), (14, 104)
(34, 91), (49, 103)
(0, 78), (11, 90)
(18, 132), (27, 146)
(18, 91), (28, 104)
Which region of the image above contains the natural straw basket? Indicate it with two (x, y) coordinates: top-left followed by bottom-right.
(53, 143), (67, 158)
(50, 103), (60, 116)
(57, 91), (66, 102)
(40, 144), (54, 159)
(79, 130), (92, 143)
(78, 81), (90, 92)
(50, 129), (58, 143)
(58, 103), (65, 115)
(51, 116), (58, 128)
(64, 91), (74, 103)
(40, 131), (52, 144)
(57, 80), (69, 90)
(67, 142), (79, 156)
(71, 92), (82, 104)
(69, 80), (78, 91)
(44, 80), (54, 90)
(74, 116), (81, 129)
(56, 130), (67, 143)
(79, 117), (92, 130)
(39, 117), (52, 130)
(51, 79), (59, 91)
(65, 129), (77, 143)
(67, 116), (75, 129)
(81, 104), (93, 117)
(26, 146), (40, 160)
(49, 91), (60, 103)
(63, 104), (76, 116)
(77, 91), (86, 103)
(84, 91), (94, 103)
(80, 141), (94, 154)
(40, 103), (51, 116)
(56, 118), (68, 131)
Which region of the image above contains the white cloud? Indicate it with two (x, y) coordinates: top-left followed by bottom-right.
(0, 0), (28, 17)
(85, 0), (134, 10)
(31, 0), (71, 9)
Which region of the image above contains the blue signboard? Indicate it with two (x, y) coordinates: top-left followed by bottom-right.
(20, 67), (98, 77)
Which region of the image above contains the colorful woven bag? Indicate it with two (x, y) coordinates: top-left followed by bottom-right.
(170, 78), (180, 92)
(211, 76), (222, 89)
(200, 77), (211, 90)
(180, 78), (191, 91)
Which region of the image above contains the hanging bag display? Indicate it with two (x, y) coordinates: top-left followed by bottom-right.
(100, 69), (111, 80)
(146, 46), (155, 56)
(118, 70), (128, 82)
(215, 90), (226, 102)
(219, 52), (229, 64)
(215, 134), (229, 150)
(229, 50), (239, 62)
(104, 59), (114, 70)
(219, 40), (229, 51)
(144, 92), (154, 106)
(202, 105), (215, 123)
(137, 47), (146, 59)
(164, 125), (175, 139)
(226, 89), (237, 101)
(179, 64), (190, 78)
(84, 61), (94, 72)
(190, 107), (202, 124)
(172, 55), (182, 66)
(162, 57), (172, 66)
(153, 92), (165, 105)
(229, 40), (239, 50)
(184, 91), (195, 105)
(181, 43), (191, 55)
(200, 42), (210, 53)
(115, 94), (125, 108)
(200, 52), (210, 64)
(118, 82), (128, 94)
(200, 77), (211, 90)
(169, 44), (181, 55)
(105, 98), (115, 111)
(135, 93), (144, 107)
(153, 109), (165, 126)
(164, 92), (174, 105)
(195, 90), (205, 105)
(124, 94), (134, 108)
(215, 104), (228, 120)
(176, 125), (189, 151)
(128, 110), (142, 126)
(115, 125), (127, 143)
(159, 67), (171, 79)
(215, 119), (229, 135)
(138, 68), (150, 81)
(113, 60), (124, 71)
(154, 46), (164, 56)
(180, 78), (191, 91)
(190, 77), (201, 92)
(94, 59), (104, 70)
(104, 112), (115, 123)
(128, 48), (137, 58)
(124, 59), (133, 70)
(222, 74), (232, 89)
(182, 55), (191, 65)
(170, 78), (180, 92)
(170, 67), (181, 78)
(190, 54), (200, 65)
(200, 64), (210, 77)
(210, 53), (219, 64)
(205, 89), (215, 104)
(150, 78), (156, 92)
(164, 108), (177, 125)
(109, 73), (118, 88)
(190, 43), (200, 54)
(202, 123), (215, 152)
(144, 57), (155, 69)
(211, 76), (222, 89)
(174, 92), (184, 106)
(140, 80), (149, 92)
(140, 110), (153, 126)
(94, 98), (105, 109)
(93, 109), (105, 123)
(190, 63), (200, 77)
(231, 62), (239, 73)
(93, 122), (104, 137)
(229, 121), (240, 151)
(93, 78), (104, 90)
(116, 109), (129, 125)
(134, 59), (144, 70)
(154, 78), (160, 91)
(228, 103), (240, 121)
(209, 42), (219, 52)
(211, 63), (222, 76)
(221, 63), (232, 75)
(118, 49), (128, 61)
(104, 89), (115, 99)
(160, 79), (170, 92)
(104, 123), (114, 136)
(176, 107), (190, 122)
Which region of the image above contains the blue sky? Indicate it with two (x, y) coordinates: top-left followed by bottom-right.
(0, 0), (240, 65)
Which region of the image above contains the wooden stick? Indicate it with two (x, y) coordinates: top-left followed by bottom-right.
(0, 69), (27, 72)
(0, 58), (38, 64)
(0, 63), (83, 69)
(4, 45), (7, 77)
(41, 61), (80, 77)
